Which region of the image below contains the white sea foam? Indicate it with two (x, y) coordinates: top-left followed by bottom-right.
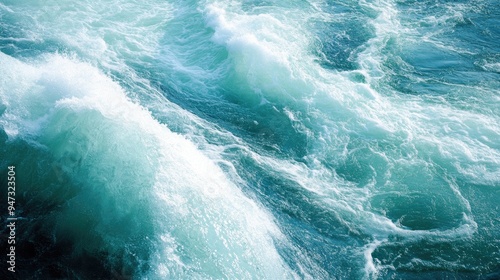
(2, 0), (499, 277)
(482, 61), (500, 73)
(0, 52), (297, 278)
(363, 239), (383, 279)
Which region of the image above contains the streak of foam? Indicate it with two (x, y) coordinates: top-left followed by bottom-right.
(364, 239), (384, 280)
(357, 0), (408, 81)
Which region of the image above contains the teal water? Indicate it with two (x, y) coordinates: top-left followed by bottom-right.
(0, 0), (499, 279)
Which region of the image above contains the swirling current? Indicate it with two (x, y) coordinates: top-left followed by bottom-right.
(0, 0), (499, 279)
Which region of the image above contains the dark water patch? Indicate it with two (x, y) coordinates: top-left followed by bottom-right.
(0, 136), (151, 279)
(0, 141), (101, 279)
(370, 192), (465, 230)
(373, 237), (499, 278)
(0, 38), (69, 59)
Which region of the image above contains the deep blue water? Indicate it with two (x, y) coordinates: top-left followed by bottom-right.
(1, 0), (499, 279)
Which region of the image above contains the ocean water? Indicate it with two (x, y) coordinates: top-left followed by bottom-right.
(0, 0), (499, 279)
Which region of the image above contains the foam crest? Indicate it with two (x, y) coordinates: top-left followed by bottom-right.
(204, 1), (324, 104)
(0, 53), (295, 278)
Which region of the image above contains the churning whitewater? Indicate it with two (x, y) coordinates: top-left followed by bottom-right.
(1, 0), (499, 279)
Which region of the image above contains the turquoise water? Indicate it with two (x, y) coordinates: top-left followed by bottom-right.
(0, 0), (499, 279)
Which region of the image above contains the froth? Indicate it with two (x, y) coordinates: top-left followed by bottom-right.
(0, 53), (294, 278)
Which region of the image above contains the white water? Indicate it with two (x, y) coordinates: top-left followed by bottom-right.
(1, 0), (499, 278)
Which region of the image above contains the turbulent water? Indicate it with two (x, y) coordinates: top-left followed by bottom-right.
(0, 0), (499, 279)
